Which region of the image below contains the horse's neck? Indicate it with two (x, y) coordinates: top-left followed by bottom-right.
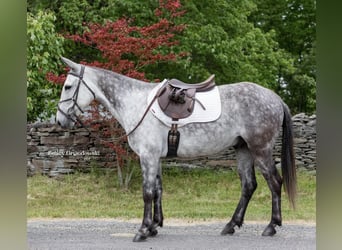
(96, 71), (154, 133)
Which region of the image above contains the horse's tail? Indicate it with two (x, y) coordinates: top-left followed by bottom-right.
(281, 103), (297, 208)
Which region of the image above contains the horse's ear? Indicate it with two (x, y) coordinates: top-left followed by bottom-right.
(61, 57), (78, 71)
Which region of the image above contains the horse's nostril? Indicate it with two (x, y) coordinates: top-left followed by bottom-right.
(57, 120), (61, 126)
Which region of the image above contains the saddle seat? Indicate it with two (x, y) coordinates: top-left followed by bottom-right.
(168, 74), (215, 92)
(157, 75), (216, 120)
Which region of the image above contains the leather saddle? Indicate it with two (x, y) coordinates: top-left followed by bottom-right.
(157, 75), (215, 120)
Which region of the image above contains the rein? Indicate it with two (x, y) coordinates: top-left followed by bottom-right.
(58, 65), (161, 142)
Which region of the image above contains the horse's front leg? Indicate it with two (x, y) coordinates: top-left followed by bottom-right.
(133, 156), (161, 242)
(153, 163), (164, 229)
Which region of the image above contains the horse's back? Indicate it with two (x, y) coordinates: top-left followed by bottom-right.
(219, 82), (284, 148)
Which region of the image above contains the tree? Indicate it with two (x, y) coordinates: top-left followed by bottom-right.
(249, 0), (316, 113)
(28, 0), (315, 116)
(161, 0), (295, 92)
(28, 0), (185, 121)
(27, 11), (65, 122)
(45, 0), (186, 82)
(65, 17), (185, 81)
(45, 0), (186, 188)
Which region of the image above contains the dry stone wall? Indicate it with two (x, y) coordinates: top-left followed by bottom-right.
(27, 122), (116, 177)
(27, 113), (316, 176)
(165, 113), (316, 173)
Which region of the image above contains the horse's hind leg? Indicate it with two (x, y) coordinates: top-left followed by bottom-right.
(255, 149), (283, 236)
(221, 139), (257, 235)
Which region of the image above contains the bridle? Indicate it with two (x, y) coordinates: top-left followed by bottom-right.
(57, 65), (96, 128)
(57, 65), (160, 140)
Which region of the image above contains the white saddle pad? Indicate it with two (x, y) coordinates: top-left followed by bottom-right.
(147, 80), (222, 127)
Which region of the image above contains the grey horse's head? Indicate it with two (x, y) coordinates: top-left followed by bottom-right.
(56, 57), (97, 128)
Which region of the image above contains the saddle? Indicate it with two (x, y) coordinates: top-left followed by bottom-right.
(157, 75), (215, 120)
(154, 74), (216, 157)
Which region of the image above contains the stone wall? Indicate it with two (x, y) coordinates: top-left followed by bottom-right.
(27, 122), (117, 177)
(165, 113), (316, 173)
(27, 113), (316, 176)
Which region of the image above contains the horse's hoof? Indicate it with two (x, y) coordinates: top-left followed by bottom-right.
(148, 229), (158, 237)
(262, 224), (277, 236)
(221, 223), (235, 235)
(132, 233), (147, 242)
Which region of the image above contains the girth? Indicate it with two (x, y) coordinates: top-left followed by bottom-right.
(156, 75), (216, 157)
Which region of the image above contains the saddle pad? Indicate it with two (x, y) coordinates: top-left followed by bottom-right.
(148, 80), (222, 127)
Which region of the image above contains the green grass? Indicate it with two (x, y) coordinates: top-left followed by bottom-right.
(27, 167), (316, 222)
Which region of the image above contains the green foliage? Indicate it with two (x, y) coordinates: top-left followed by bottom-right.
(27, 11), (65, 121)
(249, 0), (316, 113)
(143, 0), (296, 88)
(27, 0), (316, 120)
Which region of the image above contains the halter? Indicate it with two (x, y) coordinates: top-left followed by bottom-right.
(57, 65), (96, 127)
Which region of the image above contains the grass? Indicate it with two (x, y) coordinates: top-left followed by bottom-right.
(27, 166), (316, 222)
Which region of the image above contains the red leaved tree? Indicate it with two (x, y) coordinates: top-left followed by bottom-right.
(67, 18), (185, 81)
(48, 0), (186, 188)
(48, 0), (186, 82)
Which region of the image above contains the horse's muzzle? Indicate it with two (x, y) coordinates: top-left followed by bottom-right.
(56, 111), (75, 129)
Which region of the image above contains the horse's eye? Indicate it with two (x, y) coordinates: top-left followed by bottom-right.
(64, 85), (72, 90)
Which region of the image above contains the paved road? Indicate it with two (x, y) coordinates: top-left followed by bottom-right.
(27, 219), (315, 250)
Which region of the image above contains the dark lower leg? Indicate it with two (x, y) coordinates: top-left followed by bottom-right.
(222, 142), (256, 235)
(153, 173), (163, 228)
(221, 177), (257, 235)
(262, 167), (283, 236)
(133, 187), (154, 242)
(133, 158), (162, 242)
(133, 159), (157, 242)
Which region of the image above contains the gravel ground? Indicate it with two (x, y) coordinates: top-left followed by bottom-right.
(27, 219), (316, 250)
